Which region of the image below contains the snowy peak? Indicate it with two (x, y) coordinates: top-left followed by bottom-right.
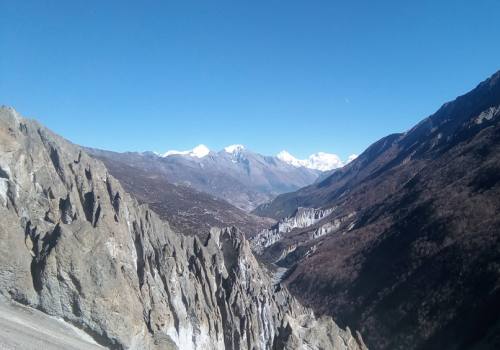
(163, 144), (210, 158)
(347, 154), (358, 163)
(277, 150), (353, 171)
(191, 144), (211, 157)
(276, 151), (304, 167)
(307, 152), (343, 171)
(224, 144), (245, 154)
(161, 144), (355, 171)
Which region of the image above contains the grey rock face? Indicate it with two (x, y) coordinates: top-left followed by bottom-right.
(0, 106), (366, 350)
(251, 206), (356, 268)
(251, 207), (337, 254)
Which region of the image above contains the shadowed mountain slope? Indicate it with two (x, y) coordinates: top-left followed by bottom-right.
(252, 71), (500, 350)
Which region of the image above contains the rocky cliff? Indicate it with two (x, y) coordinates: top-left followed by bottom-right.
(251, 207), (336, 254)
(0, 106), (366, 350)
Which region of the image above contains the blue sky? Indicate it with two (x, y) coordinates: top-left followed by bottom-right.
(1, 1), (499, 159)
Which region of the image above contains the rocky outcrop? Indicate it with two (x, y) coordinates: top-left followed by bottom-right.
(251, 207), (336, 253)
(310, 212), (356, 240)
(250, 206), (357, 270)
(277, 207), (337, 232)
(0, 106), (366, 350)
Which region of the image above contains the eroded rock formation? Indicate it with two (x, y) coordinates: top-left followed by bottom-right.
(0, 106), (366, 350)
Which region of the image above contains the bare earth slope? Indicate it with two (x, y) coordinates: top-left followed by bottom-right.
(253, 71), (500, 350)
(87, 151), (274, 239)
(0, 297), (104, 350)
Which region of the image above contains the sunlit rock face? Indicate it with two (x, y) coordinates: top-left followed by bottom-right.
(0, 106), (366, 350)
(251, 207), (336, 254)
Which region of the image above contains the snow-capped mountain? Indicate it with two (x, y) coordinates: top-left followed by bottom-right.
(162, 144), (246, 158)
(90, 144), (342, 211)
(163, 144), (210, 158)
(224, 144), (245, 154)
(161, 144), (353, 172)
(276, 150), (357, 171)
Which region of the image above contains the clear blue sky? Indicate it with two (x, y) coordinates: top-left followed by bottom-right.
(1, 1), (499, 159)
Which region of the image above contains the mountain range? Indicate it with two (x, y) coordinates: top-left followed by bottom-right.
(0, 70), (499, 350)
(87, 148), (274, 238)
(88, 146), (349, 212)
(160, 144), (354, 172)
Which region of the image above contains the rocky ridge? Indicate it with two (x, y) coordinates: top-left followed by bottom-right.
(0, 106), (366, 350)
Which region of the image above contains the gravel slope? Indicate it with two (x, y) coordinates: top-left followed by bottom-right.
(0, 299), (103, 350)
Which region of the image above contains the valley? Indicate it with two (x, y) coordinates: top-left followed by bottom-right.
(3, 2), (499, 349)
(1, 70), (499, 349)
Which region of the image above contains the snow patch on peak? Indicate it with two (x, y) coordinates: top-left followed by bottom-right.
(347, 154), (358, 163)
(277, 150), (346, 171)
(191, 144), (210, 157)
(224, 144), (245, 154)
(276, 151), (302, 167)
(307, 152), (343, 171)
(163, 144), (210, 158)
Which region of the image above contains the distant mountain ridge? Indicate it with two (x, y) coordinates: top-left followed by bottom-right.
(158, 143), (353, 171)
(89, 145), (336, 211)
(88, 149), (275, 238)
